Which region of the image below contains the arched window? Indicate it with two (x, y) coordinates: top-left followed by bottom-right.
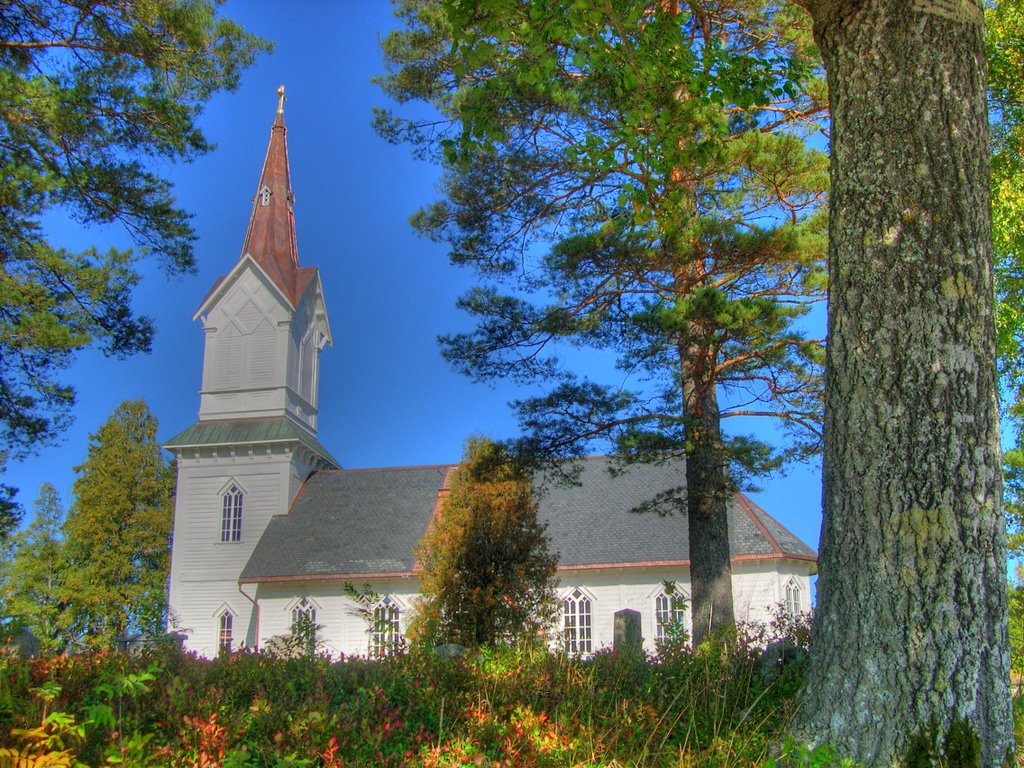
(291, 597), (316, 632)
(221, 484), (243, 543)
(371, 596), (401, 658)
(218, 610), (233, 654)
(785, 579), (803, 615)
(562, 588), (592, 654)
(654, 588), (688, 643)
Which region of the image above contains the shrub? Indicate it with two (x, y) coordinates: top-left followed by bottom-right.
(0, 629), (823, 768)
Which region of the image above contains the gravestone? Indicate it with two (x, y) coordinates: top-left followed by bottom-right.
(613, 609), (643, 655)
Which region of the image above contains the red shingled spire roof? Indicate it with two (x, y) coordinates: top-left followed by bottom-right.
(238, 86), (317, 306)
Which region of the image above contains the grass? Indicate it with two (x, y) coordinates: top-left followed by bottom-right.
(0, 627), (810, 768)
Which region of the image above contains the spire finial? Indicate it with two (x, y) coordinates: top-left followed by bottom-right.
(276, 85), (285, 115)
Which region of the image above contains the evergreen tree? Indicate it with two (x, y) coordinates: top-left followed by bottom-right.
(377, 0), (827, 642)
(60, 400), (174, 649)
(0, 1), (269, 457)
(410, 438), (558, 648)
(2, 483), (66, 654)
(0, 453), (21, 543)
(792, 0), (1012, 762)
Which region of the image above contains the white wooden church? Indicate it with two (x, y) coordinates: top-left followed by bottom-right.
(164, 95), (817, 659)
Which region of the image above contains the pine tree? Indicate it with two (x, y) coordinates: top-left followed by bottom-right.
(410, 438), (558, 648)
(792, 0), (1012, 762)
(60, 400), (174, 650)
(2, 483), (66, 654)
(377, 0), (827, 642)
(0, 1), (268, 457)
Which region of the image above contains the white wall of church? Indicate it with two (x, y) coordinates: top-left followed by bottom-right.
(555, 562), (811, 655)
(231, 562), (812, 660)
(166, 445), (323, 657)
(254, 578), (421, 658)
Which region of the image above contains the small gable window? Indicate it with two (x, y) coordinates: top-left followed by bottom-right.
(218, 610), (233, 654)
(259, 186), (271, 207)
(562, 588), (592, 654)
(654, 587), (688, 644)
(785, 579), (803, 615)
(371, 596), (401, 658)
(220, 484), (243, 543)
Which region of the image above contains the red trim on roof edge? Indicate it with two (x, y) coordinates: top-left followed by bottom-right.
(239, 551), (817, 584)
(734, 491), (784, 555)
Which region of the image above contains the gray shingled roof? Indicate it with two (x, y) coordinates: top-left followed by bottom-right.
(536, 457), (816, 566)
(164, 417), (339, 468)
(240, 465), (449, 582)
(240, 456), (816, 583)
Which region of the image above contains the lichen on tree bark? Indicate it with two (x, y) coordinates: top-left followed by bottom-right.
(793, 0), (1013, 763)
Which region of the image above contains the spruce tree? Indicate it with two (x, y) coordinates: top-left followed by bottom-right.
(410, 438), (557, 648)
(2, 483), (66, 654)
(60, 400), (174, 650)
(377, 0), (827, 641)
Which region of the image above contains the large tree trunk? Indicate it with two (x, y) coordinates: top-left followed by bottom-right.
(684, 373), (735, 645)
(794, 0), (1012, 763)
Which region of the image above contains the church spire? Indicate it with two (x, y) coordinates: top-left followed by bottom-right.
(239, 85), (306, 305)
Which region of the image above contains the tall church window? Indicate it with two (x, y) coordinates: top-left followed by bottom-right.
(218, 610), (233, 654)
(562, 588), (592, 654)
(291, 598), (317, 633)
(371, 596), (401, 658)
(220, 484), (243, 543)
(785, 579), (803, 616)
(654, 588), (688, 644)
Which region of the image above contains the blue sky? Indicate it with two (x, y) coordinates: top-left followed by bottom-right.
(5, 1), (825, 563)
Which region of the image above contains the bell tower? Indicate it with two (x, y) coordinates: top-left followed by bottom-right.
(164, 88), (338, 656)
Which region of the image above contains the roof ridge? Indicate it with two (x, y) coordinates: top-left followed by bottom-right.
(331, 463), (456, 474)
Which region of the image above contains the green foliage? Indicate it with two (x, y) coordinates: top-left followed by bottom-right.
(987, 0), (1024, 550)
(0, 0), (269, 457)
(377, 0), (827, 472)
(58, 400), (174, 650)
(0, 454), (21, 545)
(378, 0), (827, 640)
(410, 437), (558, 648)
(903, 718), (981, 768)
(771, 739), (859, 767)
(0, 483), (66, 654)
(1008, 567), (1024, 681)
(0, 623), (824, 768)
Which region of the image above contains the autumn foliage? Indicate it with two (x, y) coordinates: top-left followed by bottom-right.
(409, 438), (557, 648)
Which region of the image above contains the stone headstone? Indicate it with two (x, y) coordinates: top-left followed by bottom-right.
(434, 643), (469, 660)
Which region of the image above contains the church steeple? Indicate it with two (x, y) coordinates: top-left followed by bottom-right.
(188, 87), (333, 432)
(238, 85), (314, 307)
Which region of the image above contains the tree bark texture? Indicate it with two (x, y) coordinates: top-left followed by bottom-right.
(684, 374), (736, 644)
(795, 0), (1012, 763)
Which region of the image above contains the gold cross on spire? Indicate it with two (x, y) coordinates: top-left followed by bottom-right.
(276, 85), (285, 115)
